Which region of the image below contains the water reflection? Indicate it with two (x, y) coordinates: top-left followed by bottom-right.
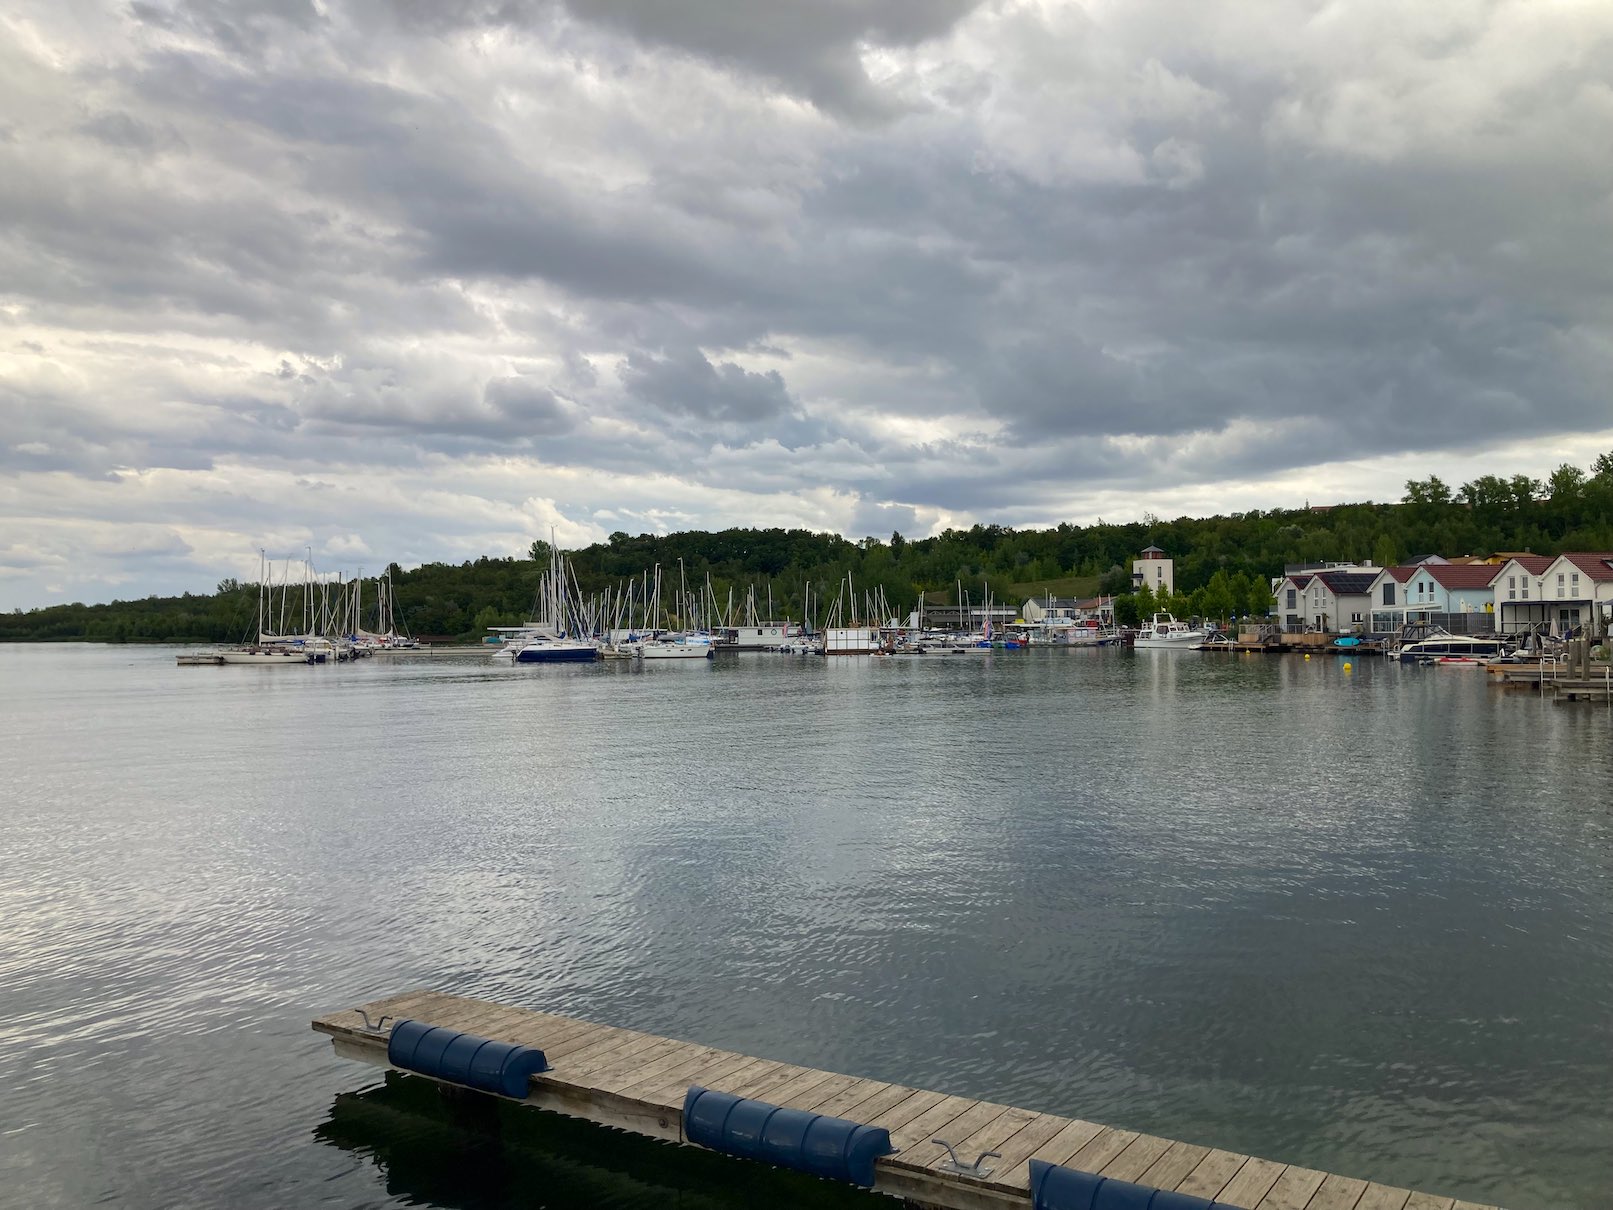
(316, 1071), (883, 1210)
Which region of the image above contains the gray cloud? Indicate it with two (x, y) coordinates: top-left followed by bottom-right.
(3, 0), (1613, 606)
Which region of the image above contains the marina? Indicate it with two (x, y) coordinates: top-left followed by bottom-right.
(313, 989), (1500, 1210)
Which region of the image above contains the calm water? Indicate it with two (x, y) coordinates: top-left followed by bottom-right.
(1, 644), (1609, 1210)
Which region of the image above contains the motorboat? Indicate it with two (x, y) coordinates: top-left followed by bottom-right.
(1133, 613), (1207, 649)
(1396, 633), (1508, 664)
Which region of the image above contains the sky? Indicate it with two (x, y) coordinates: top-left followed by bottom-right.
(4, 0), (1613, 608)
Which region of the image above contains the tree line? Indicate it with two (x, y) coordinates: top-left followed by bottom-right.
(4, 451), (1611, 643)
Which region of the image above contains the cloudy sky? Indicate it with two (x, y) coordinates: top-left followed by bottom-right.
(4, 0), (1613, 607)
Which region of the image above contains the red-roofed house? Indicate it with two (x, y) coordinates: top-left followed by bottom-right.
(1536, 552), (1613, 632)
(1492, 555), (1556, 633)
(1403, 562), (1502, 631)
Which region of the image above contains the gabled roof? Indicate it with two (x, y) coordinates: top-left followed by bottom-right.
(1559, 552), (1613, 582)
(1407, 553), (1448, 565)
(1495, 555), (1553, 578)
(1314, 571), (1377, 595)
(1138, 545), (1166, 555)
(1369, 566), (1418, 584)
(1281, 573), (1314, 589)
(1419, 563), (1504, 590)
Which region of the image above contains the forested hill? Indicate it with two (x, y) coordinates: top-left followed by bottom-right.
(4, 460), (1612, 643)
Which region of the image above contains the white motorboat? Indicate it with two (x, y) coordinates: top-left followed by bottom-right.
(1133, 612), (1207, 649)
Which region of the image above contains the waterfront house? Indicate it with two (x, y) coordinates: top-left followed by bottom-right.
(1534, 552), (1613, 632)
(1402, 563), (1500, 632)
(1366, 566), (1419, 632)
(1491, 555), (1555, 633)
(1274, 569), (1375, 633)
(1274, 572), (1313, 631)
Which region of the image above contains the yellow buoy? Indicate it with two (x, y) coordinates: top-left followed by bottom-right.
(1304, 653), (1310, 661)
(1344, 661), (1353, 671)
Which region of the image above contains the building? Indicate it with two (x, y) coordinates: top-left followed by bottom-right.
(1020, 596), (1081, 624)
(1534, 552), (1613, 632)
(1490, 555), (1555, 633)
(1402, 563), (1501, 632)
(1366, 566), (1419, 633)
(1132, 546), (1174, 596)
(1273, 569), (1376, 632)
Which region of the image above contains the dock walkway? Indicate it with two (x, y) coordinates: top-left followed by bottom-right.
(313, 990), (1500, 1210)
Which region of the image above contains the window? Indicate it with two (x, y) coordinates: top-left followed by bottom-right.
(1382, 583), (1396, 605)
(1351, 612), (1363, 623)
(1572, 572), (1580, 589)
(1522, 584), (1529, 599)
(1559, 573), (1566, 587)
(1508, 576), (1515, 589)
(1286, 588), (1296, 608)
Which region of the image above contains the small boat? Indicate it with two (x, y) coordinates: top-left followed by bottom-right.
(1133, 613), (1207, 649)
(1433, 656), (1485, 668)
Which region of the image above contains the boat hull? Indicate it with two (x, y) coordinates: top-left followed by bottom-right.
(513, 646), (599, 663)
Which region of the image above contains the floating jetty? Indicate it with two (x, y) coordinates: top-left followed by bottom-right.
(313, 990), (1500, 1210)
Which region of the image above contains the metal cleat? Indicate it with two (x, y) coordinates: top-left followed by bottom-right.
(933, 1138), (1002, 1178)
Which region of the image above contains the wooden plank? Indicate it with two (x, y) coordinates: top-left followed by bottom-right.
(992, 1117), (1106, 1191)
(776, 1071), (866, 1113)
(831, 1082), (926, 1125)
(605, 1044), (728, 1100)
(1354, 1185), (1412, 1210)
(896, 1100), (1016, 1172)
(790, 1077), (883, 1116)
(1401, 1195), (1455, 1210)
(885, 1094), (989, 1156)
(726, 1062), (823, 1102)
(925, 1104), (1043, 1175)
(540, 1024), (638, 1066)
(1305, 1173), (1368, 1210)
(865, 1089), (950, 1133)
(1176, 1150), (1252, 1200)
(633, 1049), (761, 1104)
(1217, 1158), (1288, 1209)
(753, 1065), (842, 1108)
(1066, 1127), (1139, 1174)
(1099, 1133), (1175, 1183)
(1254, 1166), (1327, 1210)
(1138, 1141), (1211, 1192)
(1448, 1202), (1501, 1210)
(973, 1113), (1076, 1190)
(556, 1032), (680, 1079)
(700, 1056), (779, 1092)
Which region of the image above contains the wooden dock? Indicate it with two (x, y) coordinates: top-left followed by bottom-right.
(313, 990), (1501, 1210)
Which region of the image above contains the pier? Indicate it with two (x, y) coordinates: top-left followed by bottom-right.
(313, 990), (1499, 1210)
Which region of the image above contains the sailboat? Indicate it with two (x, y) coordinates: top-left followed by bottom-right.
(497, 539), (600, 664)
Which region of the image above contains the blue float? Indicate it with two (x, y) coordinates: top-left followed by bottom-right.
(386, 1019), (549, 1100)
(1029, 1159), (1241, 1210)
(682, 1085), (894, 1188)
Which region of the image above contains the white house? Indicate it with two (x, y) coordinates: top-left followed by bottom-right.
(1491, 555), (1555, 634)
(1132, 546), (1174, 596)
(1274, 569), (1375, 632)
(1366, 566), (1418, 632)
(1535, 552), (1613, 632)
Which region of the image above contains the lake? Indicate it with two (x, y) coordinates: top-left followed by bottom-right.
(1, 644), (1608, 1209)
